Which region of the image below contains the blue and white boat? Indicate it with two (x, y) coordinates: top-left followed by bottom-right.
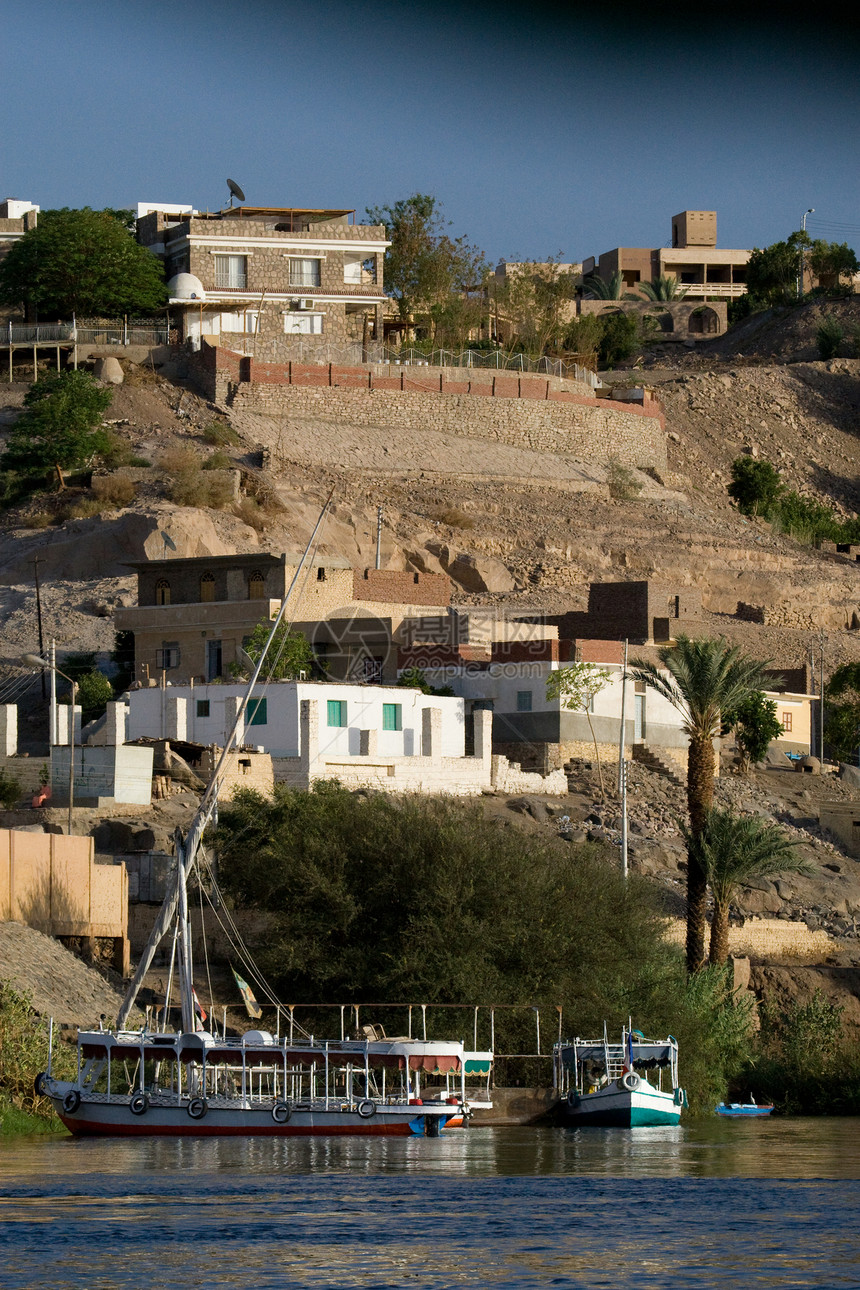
(553, 1025), (686, 1128)
(716, 1098), (774, 1118)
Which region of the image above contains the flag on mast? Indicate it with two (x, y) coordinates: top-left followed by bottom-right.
(232, 967), (262, 1019)
(192, 987), (207, 1026)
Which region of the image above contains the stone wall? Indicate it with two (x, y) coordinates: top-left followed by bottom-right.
(664, 916), (836, 964)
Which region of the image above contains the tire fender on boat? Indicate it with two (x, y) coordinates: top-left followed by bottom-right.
(272, 1101), (292, 1124)
(130, 1092), (149, 1116)
(62, 1090), (81, 1114)
(566, 1090), (581, 1110)
(674, 1087), (687, 1107)
(620, 1072), (640, 1092)
(187, 1097), (208, 1120)
(34, 1072), (47, 1097)
(357, 1099), (376, 1118)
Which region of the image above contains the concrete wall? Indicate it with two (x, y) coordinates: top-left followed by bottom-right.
(51, 744), (154, 806)
(665, 916), (837, 965)
(0, 827), (127, 940)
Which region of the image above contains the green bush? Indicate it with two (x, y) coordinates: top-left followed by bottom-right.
(0, 980), (75, 1128)
(607, 457), (643, 501)
(203, 420), (240, 447)
(0, 769), (21, 810)
(728, 456), (783, 517)
(597, 312), (639, 366)
(204, 450), (233, 471)
(740, 991), (860, 1114)
(1, 371), (113, 476)
(816, 316), (844, 360)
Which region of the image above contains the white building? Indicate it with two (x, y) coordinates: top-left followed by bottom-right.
(126, 681), (569, 797)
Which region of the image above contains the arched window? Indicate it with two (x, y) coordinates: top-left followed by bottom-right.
(155, 578), (171, 606)
(248, 570), (266, 600)
(200, 572), (215, 603)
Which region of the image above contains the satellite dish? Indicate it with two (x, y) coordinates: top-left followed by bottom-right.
(160, 530), (177, 557)
(227, 178), (246, 206)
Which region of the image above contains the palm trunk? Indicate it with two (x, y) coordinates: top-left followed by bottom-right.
(709, 894), (731, 965)
(685, 733), (716, 974)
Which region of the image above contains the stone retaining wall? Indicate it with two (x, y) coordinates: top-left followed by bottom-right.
(182, 347), (669, 474)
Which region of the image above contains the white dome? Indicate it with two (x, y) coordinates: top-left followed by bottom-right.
(167, 272), (206, 301)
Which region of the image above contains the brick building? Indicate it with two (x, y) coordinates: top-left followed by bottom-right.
(549, 581), (702, 645)
(136, 201), (388, 362)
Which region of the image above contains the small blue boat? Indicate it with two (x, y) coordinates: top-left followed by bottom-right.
(715, 1098), (774, 1118)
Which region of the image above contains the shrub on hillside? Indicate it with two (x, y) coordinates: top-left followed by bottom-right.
(607, 457), (643, 500)
(91, 474), (136, 507)
(1, 371), (113, 477)
(203, 420), (240, 447)
(816, 316), (845, 360)
(728, 456), (783, 517)
(159, 447), (232, 509)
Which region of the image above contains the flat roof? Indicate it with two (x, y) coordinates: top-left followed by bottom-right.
(125, 552), (352, 571)
(196, 207), (357, 222)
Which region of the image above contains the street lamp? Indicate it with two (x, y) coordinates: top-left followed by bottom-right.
(23, 653), (77, 836)
(798, 208), (815, 298)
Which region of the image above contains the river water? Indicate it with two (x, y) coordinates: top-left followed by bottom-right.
(1, 1120), (858, 1288)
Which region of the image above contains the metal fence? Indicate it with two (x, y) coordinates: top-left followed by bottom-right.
(2, 321), (169, 346)
(3, 324), (75, 343)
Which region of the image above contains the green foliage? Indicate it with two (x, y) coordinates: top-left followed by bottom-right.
(72, 671), (115, 725)
(639, 275), (686, 302)
(1, 371), (113, 475)
(722, 692), (785, 769)
(492, 257), (578, 355)
(808, 241), (859, 287)
(0, 768), (22, 810)
(204, 450), (233, 471)
(583, 270), (626, 300)
(203, 420), (240, 447)
(396, 667), (454, 697)
(563, 313), (605, 365)
(0, 207), (167, 318)
(231, 619), (314, 682)
(606, 457), (643, 501)
(816, 315), (844, 360)
(0, 979), (74, 1126)
(597, 311), (639, 365)
(728, 456), (783, 516)
(111, 630), (135, 695)
(671, 966), (756, 1113)
(546, 662), (612, 711)
(745, 231), (810, 304)
(824, 662), (860, 763)
(366, 194), (485, 342)
(742, 991), (860, 1114)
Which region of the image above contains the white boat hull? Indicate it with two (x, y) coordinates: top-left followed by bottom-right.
(559, 1080), (682, 1128)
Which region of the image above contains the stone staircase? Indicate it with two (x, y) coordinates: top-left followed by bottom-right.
(631, 743), (687, 788)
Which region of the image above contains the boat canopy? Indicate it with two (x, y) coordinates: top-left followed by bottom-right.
(560, 1040), (677, 1070)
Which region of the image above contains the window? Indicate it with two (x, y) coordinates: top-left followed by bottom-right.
(156, 643), (180, 670)
(289, 257), (321, 288)
(316, 567), (326, 581)
(196, 700), (210, 718)
(247, 697), (268, 727)
(200, 572), (215, 602)
(327, 699), (347, 727)
(516, 690), (533, 712)
(382, 703), (402, 732)
(283, 312), (323, 335)
(248, 570), (266, 600)
(155, 578), (171, 606)
(782, 712), (793, 732)
(214, 254), (247, 289)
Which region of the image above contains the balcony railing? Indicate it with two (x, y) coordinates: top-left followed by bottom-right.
(676, 283), (747, 299)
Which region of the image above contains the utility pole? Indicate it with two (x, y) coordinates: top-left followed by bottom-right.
(33, 558), (46, 700)
(375, 506), (383, 569)
(819, 627), (825, 767)
(619, 639), (628, 880)
(798, 208), (815, 298)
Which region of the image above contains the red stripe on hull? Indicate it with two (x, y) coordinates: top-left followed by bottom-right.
(59, 1114), (415, 1138)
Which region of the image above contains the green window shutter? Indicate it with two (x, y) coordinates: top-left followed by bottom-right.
(327, 699), (346, 727)
(247, 697), (268, 726)
(382, 703), (402, 731)
(516, 690), (533, 712)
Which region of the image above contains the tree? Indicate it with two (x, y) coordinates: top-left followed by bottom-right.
(73, 671), (115, 725)
(583, 270), (631, 301)
(1, 371), (113, 477)
(728, 456), (783, 517)
(598, 312), (639, 366)
(824, 662), (860, 763)
(365, 194), (485, 339)
(492, 258), (578, 355)
(631, 636), (775, 974)
(722, 692), (784, 772)
(639, 275), (687, 302)
(808, 241), (858, 288)
(684, 809), (811, 964)
(546, 662), (612, 796)
(745, 231), (810, 304)
(230, 619), (314, 682)
(0, 207), (167, 319)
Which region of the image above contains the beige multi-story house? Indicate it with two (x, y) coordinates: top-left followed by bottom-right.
(115, 552), (452, 686)
(582, 211), (750, 301)
(136, 201), (389, 362)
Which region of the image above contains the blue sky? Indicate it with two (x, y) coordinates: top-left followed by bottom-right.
(3, 0), (858, 264)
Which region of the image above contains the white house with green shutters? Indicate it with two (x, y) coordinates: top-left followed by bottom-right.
(125, 679), (568, 796)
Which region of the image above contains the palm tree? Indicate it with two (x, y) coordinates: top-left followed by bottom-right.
(639, 275), (687, 302)
(684, 809), (813, 964)
(583, 270), (627, 300)
(631, 636), (776, 974)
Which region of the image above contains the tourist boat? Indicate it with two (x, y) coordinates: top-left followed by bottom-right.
(36, 499), (488, 1138)
(715, 1098), (774, 1118)
(553, 1025), (686, 1127)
